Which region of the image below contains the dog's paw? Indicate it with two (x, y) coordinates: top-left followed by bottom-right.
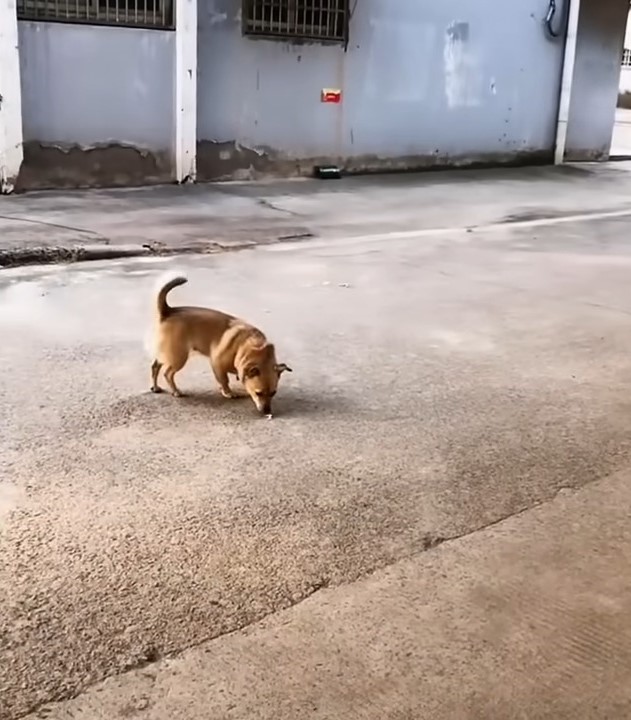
(220, 388), (237, 399)
(150, 386), (164, 394)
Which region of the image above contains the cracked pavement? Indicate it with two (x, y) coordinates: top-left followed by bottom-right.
(3, 167), (631, 718)
(3, 161), (631, 265)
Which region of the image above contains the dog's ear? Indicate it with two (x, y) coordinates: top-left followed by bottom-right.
(244, 365), (261, 379)
(275, 363), (293, 375)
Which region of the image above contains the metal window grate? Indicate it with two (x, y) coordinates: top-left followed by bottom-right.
(243, 0), (349, 43)
(623, 48), (631, 67)
(16, 0), (174, 29)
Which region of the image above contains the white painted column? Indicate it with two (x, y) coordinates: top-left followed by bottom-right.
(0, 0), (23, 193)
(174, 0), (197, 182)
(554, 0), (581, 165)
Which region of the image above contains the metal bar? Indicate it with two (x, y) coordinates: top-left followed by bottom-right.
(338, 0), (344, 39)
(14, 0), (169, 25)
(237, 0), (348, 40)
(289, 0), (295, 35)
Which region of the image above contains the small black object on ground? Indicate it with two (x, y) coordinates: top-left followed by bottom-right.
(314, 165), (342, 179)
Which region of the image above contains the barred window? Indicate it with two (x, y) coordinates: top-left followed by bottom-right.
(16, 0), (174, 29)
(243, 0), (349, 43)
(623, 48), (631, 68)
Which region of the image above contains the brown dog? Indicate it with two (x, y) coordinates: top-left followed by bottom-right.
(150, 275), (291, 416)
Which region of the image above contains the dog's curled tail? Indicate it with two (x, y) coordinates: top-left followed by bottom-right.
(156, 274), (188, 320)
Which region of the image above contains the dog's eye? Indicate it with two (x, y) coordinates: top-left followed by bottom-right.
(270, 391), (276, 397)
(256, 391), (264, 398)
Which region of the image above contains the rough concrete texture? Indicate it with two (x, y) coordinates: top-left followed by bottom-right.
(23, 470), (631, 720)
(3, 166), (631, 718)
(2, 161), (631, 266)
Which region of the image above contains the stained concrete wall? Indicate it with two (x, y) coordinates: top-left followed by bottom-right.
(17, 22), (175, 188)
(13, 0), (628, 188)
(197, 0), (566, 180)
(566, 0), (629, 160)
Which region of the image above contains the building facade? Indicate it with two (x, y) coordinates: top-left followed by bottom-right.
(0, 0), (629, 191)
(619, 10), (631, 93)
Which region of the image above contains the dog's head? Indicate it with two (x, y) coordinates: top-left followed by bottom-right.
(240, 343), (292, 415)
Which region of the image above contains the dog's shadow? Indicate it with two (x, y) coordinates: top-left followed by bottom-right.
(148, 387), (352, 420)
(74, 387), (358, 438)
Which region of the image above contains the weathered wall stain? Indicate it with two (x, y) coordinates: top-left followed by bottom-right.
(444, 21), (482, 109)
(197, 139), (552, 182)
(17, 143), (172, 191)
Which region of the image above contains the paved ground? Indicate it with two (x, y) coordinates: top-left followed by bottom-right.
(3, 166), (631, 719)
(25, 471), (631, 720)
(3, 161), (631, 264)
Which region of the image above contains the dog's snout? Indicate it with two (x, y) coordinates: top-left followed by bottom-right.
(261, 402), (272, 415)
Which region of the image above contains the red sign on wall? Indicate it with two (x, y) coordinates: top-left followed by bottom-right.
(321, 88), (342, 104)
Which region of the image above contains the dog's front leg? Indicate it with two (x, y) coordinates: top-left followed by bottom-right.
(211, 362), (236, 399)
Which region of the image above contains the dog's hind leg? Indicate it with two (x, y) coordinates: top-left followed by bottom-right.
(150, 360), (163, 393)
(161, 348), (188, 398)
(164, 365), (185, 397)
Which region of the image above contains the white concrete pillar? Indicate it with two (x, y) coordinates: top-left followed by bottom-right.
(174, 0), (197, 183)
(554, 0), (581, 165)
(0, 0), (23, 193)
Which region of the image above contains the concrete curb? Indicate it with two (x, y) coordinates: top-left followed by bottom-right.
(0, 232), (316, 269)
(0, 244), (151, 268)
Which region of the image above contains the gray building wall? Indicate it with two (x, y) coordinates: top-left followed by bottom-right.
(18, 22), (175, 188)
(565, 0), (629, 161)
(12, 0), (630, 188)
(197, 0), (566, 180)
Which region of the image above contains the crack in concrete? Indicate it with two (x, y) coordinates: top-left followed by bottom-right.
(0, 213), (101, 236)
(256, 198), (303, 217)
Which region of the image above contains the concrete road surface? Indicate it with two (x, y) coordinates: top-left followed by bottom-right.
(3, 203), (631, 718)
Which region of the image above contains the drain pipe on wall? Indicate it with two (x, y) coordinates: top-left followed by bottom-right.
(552, 0), (581, 164)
